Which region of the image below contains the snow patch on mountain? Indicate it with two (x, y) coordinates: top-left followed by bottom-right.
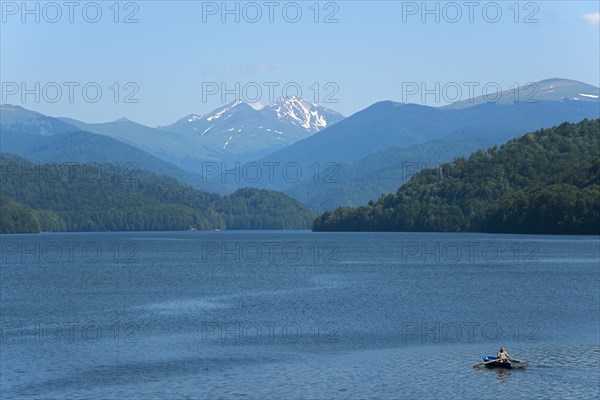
(265, 96), (338, 132)
(187, 114), (202, 122)
(207, 102), (239, 121)
(162, 97), (344, 156)
(193, 97), (342, 137)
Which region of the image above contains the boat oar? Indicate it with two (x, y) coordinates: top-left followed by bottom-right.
(472, 358), (503, 368)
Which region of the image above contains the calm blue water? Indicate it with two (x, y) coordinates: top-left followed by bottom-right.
(1, 231), (599, 399)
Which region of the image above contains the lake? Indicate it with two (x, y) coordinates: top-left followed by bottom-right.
(1, 231), (599, 399)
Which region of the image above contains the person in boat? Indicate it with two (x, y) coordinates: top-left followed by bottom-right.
(497, 347), (511, 361)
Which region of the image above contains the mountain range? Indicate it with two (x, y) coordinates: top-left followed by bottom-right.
(55, 97), (344, 169)
(1, 78), (598, 213)
(0, 98), (343, 193)
(280, 99), (600, 210)
(0, 105), (223, 193)
(256, 80), (600, 172)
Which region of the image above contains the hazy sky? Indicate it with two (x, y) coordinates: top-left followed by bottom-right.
(1, 0), (599, 126)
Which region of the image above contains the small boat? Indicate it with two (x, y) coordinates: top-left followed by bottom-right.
(481, 356), (525, 369)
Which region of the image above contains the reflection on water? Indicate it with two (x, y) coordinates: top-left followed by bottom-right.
(495, 368), (509, 383)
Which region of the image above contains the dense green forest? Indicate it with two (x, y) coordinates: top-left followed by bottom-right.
(0, 154), (314, 233)
(313, 119), (600, 235)
(219, 188), (314, 229)
(0, 192), (40, 233)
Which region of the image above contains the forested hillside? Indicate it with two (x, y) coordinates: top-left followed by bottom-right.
(0, 154), (314, 233)
(313, 119), (600, 235)
(0, 192), (40, 234)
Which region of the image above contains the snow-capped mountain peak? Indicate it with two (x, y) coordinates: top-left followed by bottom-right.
(161, 97), (344, 157)
(265, 96), (343, 132)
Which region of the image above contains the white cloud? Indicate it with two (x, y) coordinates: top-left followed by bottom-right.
(582, 12), (600, 27)
(248, 102), (264, 110)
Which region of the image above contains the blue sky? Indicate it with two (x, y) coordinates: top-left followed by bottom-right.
(1, 0), (599, 126)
